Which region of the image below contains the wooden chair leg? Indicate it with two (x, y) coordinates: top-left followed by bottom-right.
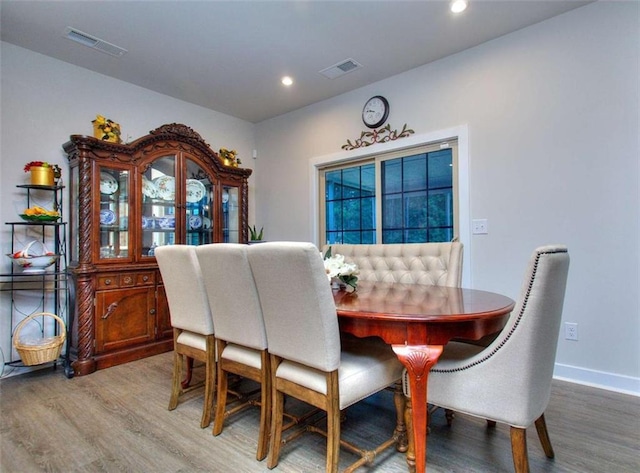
(267, 389), (284, 469)
(404, 396), (416, 473)
(200, 336), (215, 428)
(168, 350), (182, 411)
(393, 380), (408, 452)
(267, 355), (284, 470)
(445, 408), (455, 426)
(181, 356), (194, 389)
(534, 414), (555, 459)
(212, 354), (228, 435)
(256, 350), (271, 461)
(326, 371), (341, 473)
(510, 426), (530, 473)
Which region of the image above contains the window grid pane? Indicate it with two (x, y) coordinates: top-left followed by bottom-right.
(381, 149), (453, 244)
(324, 164), (375, 245)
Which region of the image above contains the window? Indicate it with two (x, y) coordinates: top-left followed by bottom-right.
(320, 140), (458, 245)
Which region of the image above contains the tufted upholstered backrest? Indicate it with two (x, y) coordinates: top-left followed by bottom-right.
(323, 242), (463, 287)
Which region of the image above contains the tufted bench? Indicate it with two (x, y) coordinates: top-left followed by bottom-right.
(323, 242), (463, 287)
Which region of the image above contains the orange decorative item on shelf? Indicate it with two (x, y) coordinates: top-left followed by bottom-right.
(23, 161), (59, 186)
(218, 148), (241, 167)
(30, 166), (54, 186)
(92, 114), (121, 143)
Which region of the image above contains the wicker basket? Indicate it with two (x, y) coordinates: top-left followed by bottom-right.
(13, 312), (66, 366)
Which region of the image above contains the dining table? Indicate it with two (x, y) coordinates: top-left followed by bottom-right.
(333, 281), (515, 473)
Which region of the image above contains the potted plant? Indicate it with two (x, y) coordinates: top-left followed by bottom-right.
(248, 225), (264, 244)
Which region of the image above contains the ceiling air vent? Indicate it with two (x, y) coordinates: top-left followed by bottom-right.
(64, 27), (128, 58)
(319, 58), (363, 79)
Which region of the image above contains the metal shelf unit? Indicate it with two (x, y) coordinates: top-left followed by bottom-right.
(2, 184), (72, 378)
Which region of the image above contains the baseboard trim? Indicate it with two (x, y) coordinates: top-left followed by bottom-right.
(554, 363), (640, 397)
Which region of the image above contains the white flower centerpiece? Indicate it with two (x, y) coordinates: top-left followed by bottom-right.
(323, 247), (359, 292)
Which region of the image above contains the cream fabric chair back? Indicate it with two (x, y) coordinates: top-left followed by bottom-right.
(155, 245), (213, 336)
(428, 245), (570, 426)
(325, 242), (462, 287)
(248, 241), (340, 372)
(196, 243), (266, 350)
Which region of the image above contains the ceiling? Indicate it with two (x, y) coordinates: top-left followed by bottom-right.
(1, 0), (592, 123)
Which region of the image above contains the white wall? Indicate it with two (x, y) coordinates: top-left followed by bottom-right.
(253, 2), (639, 394)
(0, 43), (256, 368)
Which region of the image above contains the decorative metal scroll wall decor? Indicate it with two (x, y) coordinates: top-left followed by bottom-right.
(341, 123), (414, 151)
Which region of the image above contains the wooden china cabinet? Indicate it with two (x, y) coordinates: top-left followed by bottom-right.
(63, 124), (251, 376)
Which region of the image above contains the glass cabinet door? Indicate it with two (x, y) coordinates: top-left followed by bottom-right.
(222, 185), (239, 243)
(186, 159), (214, 246)
(99, 167), (130, 260)
(141, 156), (176, 256)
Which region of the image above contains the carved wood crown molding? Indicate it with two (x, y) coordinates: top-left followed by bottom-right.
(64, 123), (252, 178)
(149, 123), (207, 145)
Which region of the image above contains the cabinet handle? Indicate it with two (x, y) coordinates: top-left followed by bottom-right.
(104, 279), (112, 285)
(123, 276), (133, 284)
(149, 308), (156, 315)
(142, 275), (149, 282)
(102, 302), (119, 319)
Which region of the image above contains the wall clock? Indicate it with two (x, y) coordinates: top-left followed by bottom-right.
(362, 95), (390, 129)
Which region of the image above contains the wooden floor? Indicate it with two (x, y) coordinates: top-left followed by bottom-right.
(1, 352), (639, 472)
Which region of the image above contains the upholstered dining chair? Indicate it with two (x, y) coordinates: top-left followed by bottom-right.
(196, 243), (271, 461)
(403, 245), (570, 473)
(155, 244), (215, 428)
(247, 241), (406, 473)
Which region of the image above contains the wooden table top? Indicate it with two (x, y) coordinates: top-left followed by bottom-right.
(333, 281), (515, 321)
(333, 281), (515, 345)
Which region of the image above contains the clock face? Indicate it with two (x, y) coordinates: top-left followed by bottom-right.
(362, 96), (389, 129)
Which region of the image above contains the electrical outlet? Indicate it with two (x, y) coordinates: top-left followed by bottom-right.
(565, 322), (578, 341)
(472, 219), (488, 235)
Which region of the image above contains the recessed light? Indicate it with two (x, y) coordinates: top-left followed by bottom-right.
(450, 0), (468, 14)
(281, 76), (293, 86)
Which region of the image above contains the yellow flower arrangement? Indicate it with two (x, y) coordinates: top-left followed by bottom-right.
(219, 148), (241, 166)
(92, 115), (121, 143)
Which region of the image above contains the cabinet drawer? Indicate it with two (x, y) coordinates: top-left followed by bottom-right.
(136, 272), (155, 285)
(96, 271), (155, 289)
(97, 275), (119, 289)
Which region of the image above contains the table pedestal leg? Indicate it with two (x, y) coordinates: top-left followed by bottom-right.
(392, 345), (443, 473)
